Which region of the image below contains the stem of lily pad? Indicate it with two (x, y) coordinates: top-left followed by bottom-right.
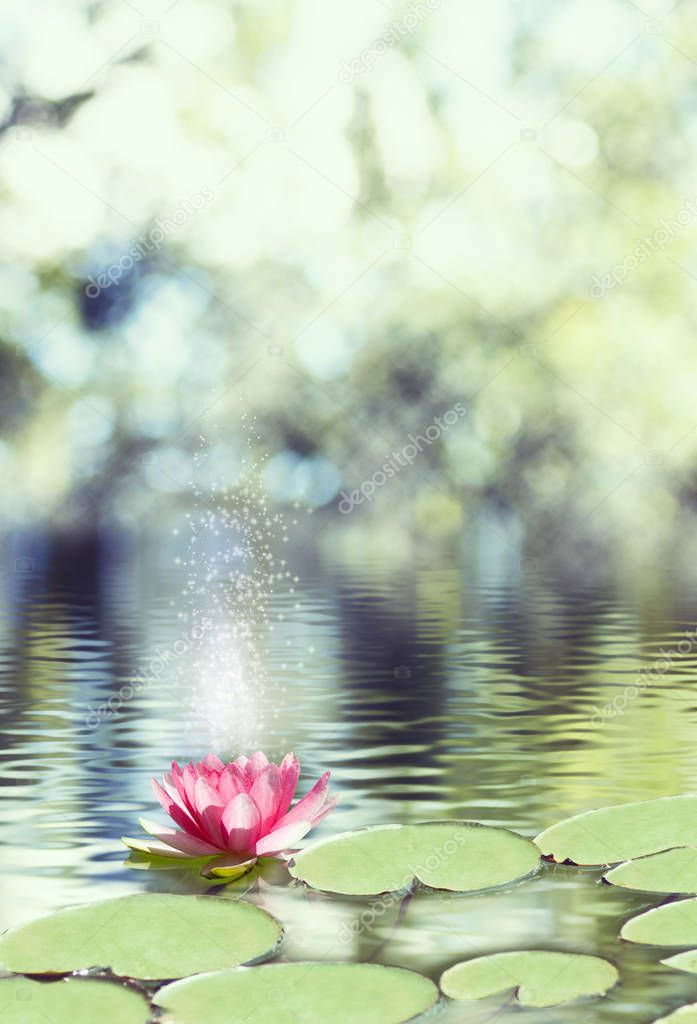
(501, 994), (516, 1015)
(480, 993), (515, 1021)
(366, 884), (416, 961)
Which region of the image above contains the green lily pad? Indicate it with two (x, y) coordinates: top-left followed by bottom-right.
(0, 894), (283, 980)
(154, 962), (438, 1024)
(662, 950), (697, 975)
(650, 1005), (697, 1022)
(605, 848), (697, 893)
(0, 976), (149, 1023)
(439, 951), (618, 1007)
(536, 796), (697, 865)
(621, 898), (697, 946)
(289, 821), (539, 896)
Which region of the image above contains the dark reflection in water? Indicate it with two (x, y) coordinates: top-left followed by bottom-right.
(2, 537), (697, 1021)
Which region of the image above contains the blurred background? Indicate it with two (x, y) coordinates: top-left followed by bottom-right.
(2, 0), (697, 572)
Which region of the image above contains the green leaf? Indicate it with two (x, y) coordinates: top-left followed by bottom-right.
(662, 950), (697, 975)
(650, 1005), (697, 1022)
(289, 820), (539, 896)
(125, 850), (213, 872)
(605, 848), (697, 893)
(200, 854), (258, 880)
(621, 898), (697, 946)
(154, 962), (438, 1024)
(535, 796), (697, 865)
(0, 977), (149, 1024)
(0, 894), (283, 980)
(439, 951), (618, 1007)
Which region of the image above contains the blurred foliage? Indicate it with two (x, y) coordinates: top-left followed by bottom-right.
(1, 0), (697, 569)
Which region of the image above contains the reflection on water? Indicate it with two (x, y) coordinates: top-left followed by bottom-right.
(2, 539), (697, 1021)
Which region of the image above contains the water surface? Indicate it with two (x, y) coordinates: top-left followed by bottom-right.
(2, 545), (696, 1022)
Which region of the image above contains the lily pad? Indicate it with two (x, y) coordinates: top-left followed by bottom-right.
(605, 848), (697, 893)
(439, 951), (618, 1008)
(536, 796), (697, 865)
(155, 962), (438, 1024)
(621, 898), (697, 946)
(662, 950), (697, 975)
(289, 821), (539, 896)
(0, 894), (283, 979)
(650, 1005), (697, 1023)
(0, 976), (149, 1023)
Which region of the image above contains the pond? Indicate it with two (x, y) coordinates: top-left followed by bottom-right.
(1, 540), (697, 1022)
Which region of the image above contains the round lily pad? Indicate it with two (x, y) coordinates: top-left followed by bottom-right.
(155, 962), (438, 1024)
(0, 894), (283, 980)
(536, 796), (697, 865)
(289, 821), (539, 896)
(621, 898), (697, 946)
(439, 951), (618, 1008)
(605, 848), (697, 893)
(0, 976), (149, 1024)
(651, 1006), (697, 1023)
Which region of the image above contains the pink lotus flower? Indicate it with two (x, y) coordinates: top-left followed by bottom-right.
(123, 752), (337, 869)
